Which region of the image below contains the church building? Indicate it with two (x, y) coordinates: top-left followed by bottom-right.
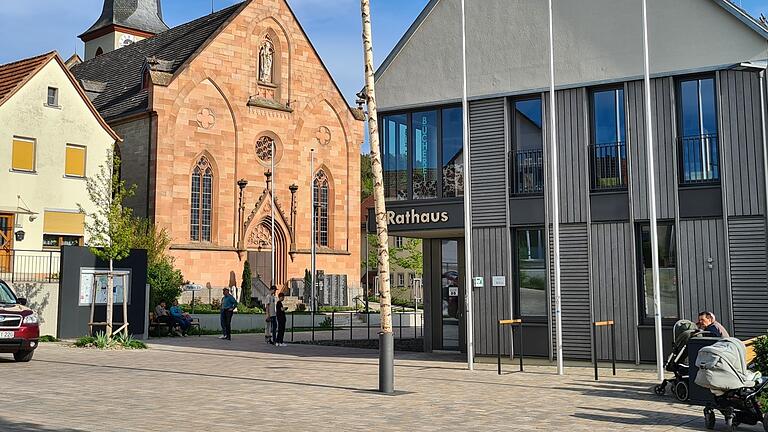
(71, 0), (364, 302)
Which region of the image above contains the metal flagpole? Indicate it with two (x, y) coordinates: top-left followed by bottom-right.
(271, 141), (275, 287)
(641, 0), (665, 382)
(547, 0), (564, 376)
(310, 149), (316, 313)
(460, 0), (474, 371)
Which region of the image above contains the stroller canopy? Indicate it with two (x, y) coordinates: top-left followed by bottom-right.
(673, 319), (698, 351)
(694, 338), (760, 392)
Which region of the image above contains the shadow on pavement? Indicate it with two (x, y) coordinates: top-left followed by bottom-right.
(571, 406), (743, 431)
(0, 416), (85, 432)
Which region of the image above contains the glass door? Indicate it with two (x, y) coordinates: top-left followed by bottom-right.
(440, 240), (460, 350)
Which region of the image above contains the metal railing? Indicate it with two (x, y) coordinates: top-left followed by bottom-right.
(287, 307), (424, 345)
(0, 250), (61, 283)
(678, 134), (720, 184)
(590, 141), (627, 191)
(512, 149), (545, 195)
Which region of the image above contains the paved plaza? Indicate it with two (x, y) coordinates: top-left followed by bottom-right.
(1, 336), (761, 431)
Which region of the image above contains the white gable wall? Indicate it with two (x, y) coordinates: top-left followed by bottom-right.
(376, 0), (768, 110)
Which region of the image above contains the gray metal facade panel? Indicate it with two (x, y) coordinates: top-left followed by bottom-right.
(469, 98), (507, 227)
(719, 70), (767, 217)
(728, 217), (768, 338)
(590, 222), (637, 362)
(471, 227), (511, 356)
(678, 219), (731, 331)
(550, 224), (592, 360)
(627, 79), (677, 220)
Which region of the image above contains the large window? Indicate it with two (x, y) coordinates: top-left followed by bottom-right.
(442, 107), (463, 197)
(515, 228), (547, 317)
(677, 77), (719, 184)
(382, 114), (408, 200)
(412, 111), (438, 199)
(313, 169), (330, 247)
(590, 88), (627, 190)
(511, 98), (544, 195)
(637, 222), (678, 323)
(190, 156), (213, 242)
(381, 107), (463, 201)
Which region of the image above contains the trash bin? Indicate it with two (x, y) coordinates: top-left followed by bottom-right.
(688, 336), (721, 406)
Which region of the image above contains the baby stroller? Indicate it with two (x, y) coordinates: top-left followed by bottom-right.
(654, 319), (703, 401)
(694, 337), (768, 431)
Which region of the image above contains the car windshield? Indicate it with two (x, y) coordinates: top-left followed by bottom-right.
(0, 282), (17, 304)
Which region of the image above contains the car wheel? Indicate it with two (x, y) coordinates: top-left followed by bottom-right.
(13, 350), (34, 362)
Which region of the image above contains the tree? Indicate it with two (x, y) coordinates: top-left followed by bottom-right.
(390, 239), (423, 276)
(360, 0), (394, 393)
(130, 217), (171, 266)
(78, 150), (136, 338)
(147, 259), (184, 307)
(241, 261), (253, 306)
(361, 154), (373, 200)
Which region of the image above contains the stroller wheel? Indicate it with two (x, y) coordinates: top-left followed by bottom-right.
(762, 412), (768, 432)
(674, 381), (689, 402)
(654, 383), (667, 396)
(704, 408), (716, 430)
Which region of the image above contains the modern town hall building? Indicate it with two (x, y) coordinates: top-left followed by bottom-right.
(372, 0), (768, 362)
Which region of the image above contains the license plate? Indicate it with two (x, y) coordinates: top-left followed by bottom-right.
(0, 331), (14, 339)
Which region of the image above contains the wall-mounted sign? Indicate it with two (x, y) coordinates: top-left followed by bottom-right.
(492, 276), (506, 287)
(473, 277), (484, 288)
(183, 284), (204, 292)
(448, 286), (459, 297)
(367, 201), (464, 233)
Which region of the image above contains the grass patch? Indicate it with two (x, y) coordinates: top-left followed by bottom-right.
(39, 335), (60, 342)
(181, 303), (264, 315)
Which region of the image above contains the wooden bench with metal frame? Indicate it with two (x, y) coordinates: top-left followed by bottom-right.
(148, 312), (200, 337)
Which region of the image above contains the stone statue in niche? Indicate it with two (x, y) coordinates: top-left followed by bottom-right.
(259, 38), (274, 84)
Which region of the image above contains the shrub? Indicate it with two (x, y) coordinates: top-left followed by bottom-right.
(241, 261), (253, 305)
(295, 303), (307, 312)
(38, 335), (59, 342)
(73, 335), (97, 347)
(148, 259), (184, 307)
(753, 335), (768, 409)
(113, 333), (147, 349)
(319, 316), (333, 329)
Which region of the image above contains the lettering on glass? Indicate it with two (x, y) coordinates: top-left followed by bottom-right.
(387, 209), (449, 225)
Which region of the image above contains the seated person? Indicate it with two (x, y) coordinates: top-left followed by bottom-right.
(154, 301), (179, 334)
(170, 299), (192, 336)
(696, 311), (730, 338)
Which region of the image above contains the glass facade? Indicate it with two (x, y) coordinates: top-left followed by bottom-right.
(639, 222), (678, 322)
(412, 111), (438, 199)
(678, 77), (719, 183)
(516, 228), (547, 317)
(590, 88), (627, 190)
(512, 98), (544, 195)
(381, 107), (463, 201)
(441, 240), (460, 350)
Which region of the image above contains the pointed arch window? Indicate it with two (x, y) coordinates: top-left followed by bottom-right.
(313, 169), (330, 247)
(191, 156), (214, 242)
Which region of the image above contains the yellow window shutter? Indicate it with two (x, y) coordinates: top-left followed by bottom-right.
(65, 145), (86, 177)
(43, 211), (85, 235)
(12, 139), (35, 171)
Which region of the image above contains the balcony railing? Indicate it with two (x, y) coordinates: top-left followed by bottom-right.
(590, 141), (628, 191)
(0, 250), (61, 283)
(678, 134), (719, 184)
(512, 149), (544, 195)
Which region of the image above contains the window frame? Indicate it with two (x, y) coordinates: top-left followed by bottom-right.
(509, 95), (545, 197)
(43, 234), (83, 250)
(635, 220), (680, 326)
(313, 169), (330, 247)
(190, 157), (214, 243)
(675, 74), (720, 186)
(64, 144), (87, 178)
(588, 85), (628, 192)
(46, 87), (59, 107)
(379, 104), (463, 202)
(512, 226), (548, 323)
(11, 137), (36, 173)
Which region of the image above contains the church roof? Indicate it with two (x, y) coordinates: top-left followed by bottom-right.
(80, 0), (169, 38)
(71, 2), (244, 120)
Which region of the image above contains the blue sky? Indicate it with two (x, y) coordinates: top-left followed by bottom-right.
(1, 0), (767, 153)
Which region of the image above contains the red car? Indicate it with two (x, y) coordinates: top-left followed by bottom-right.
(0, 279), (39, 362)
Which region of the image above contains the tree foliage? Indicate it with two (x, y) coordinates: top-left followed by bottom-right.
(148, 259), (184, 307)
(241, 261), (253, 305)
(363, 235), (422, 276)
(361, 153), (373, 200)
(130, 217), (171, 266)
(78, 151), (136, 263)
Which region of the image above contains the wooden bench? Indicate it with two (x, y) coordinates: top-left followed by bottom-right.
(149, 312), (200, 337)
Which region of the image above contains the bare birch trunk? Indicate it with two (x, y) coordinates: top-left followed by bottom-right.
(360, 0), (392, 335)
(107, 259), (114, 338)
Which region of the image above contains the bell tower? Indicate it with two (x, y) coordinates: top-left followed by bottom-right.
(79, 0), (169, 60)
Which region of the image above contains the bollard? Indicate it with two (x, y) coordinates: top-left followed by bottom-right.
(291, 313), (294, 342)
(350, 311), (353, 341)
(332, 311), (335, 341)
(367, 311), (371, 340)
(592, 320), (616, 381)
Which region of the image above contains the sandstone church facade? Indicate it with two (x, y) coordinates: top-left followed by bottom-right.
(71, 0), (363, 299)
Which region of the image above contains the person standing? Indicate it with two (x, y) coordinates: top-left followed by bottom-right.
(265, 286), (278, 344)
(220, 288), (237, 341)
(275, 292), (287, 346)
